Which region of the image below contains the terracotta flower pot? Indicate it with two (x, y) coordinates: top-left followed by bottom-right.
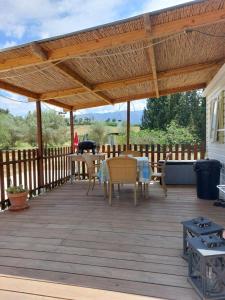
(7, 191), (29, 211)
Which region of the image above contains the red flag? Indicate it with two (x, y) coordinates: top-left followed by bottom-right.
(73, 132), (79, 149)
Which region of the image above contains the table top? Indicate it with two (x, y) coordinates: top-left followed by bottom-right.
(67, 153), (105, 161)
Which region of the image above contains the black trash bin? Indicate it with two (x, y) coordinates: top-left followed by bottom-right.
(194, 159), (222, 200)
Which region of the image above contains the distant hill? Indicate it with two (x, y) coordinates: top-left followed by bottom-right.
(77, 110), (143, 124)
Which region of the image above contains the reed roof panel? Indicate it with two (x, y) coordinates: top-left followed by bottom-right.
(0, 0), (225, 110)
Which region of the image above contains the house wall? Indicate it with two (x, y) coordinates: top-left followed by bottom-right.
(203, 64), (225, 199)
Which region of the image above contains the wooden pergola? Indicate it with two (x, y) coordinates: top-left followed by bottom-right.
(0, 0), (225, 187)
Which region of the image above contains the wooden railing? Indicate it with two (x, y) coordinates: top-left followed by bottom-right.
(99, 143), (206, 160)
(0, 147), (71, 209)
(0, 143), (205, 210)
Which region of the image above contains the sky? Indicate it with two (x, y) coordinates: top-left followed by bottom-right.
(0, 0), (192, 116)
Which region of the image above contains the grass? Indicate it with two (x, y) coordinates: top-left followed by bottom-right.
(74, 124), (140, 136)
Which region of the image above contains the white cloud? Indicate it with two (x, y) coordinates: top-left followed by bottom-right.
(1, 40), (18, 49)
(0, 0), (130, 41)
(138, 0), (193, 14)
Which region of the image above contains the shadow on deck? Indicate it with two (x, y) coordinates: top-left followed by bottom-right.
(0, 181), (224, 300)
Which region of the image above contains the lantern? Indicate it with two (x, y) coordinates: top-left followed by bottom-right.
(181, 217), (223, 260)
(188, 235), (225, 300)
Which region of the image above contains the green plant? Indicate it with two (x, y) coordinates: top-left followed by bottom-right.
(6, 185), (27, 194)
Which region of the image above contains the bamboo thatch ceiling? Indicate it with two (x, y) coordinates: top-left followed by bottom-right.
(0, 0), (225, 110)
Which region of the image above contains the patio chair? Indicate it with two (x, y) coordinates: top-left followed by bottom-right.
(151, 152), (172, 197)
(120, 150), (141, 157)
(106, 157), (137, 206)
(83, 154), (100, 195)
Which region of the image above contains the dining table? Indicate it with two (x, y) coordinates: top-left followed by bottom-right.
(98, 156), (152, 184)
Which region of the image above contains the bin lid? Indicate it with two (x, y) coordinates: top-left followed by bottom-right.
(194, 159), (222, 171)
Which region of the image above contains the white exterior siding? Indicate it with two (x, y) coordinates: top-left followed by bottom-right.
(204, 64), (225, 199)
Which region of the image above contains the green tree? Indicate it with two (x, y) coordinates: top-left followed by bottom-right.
(141, 90), (205, 142)
(89, 122), (107, 145)
(24, 110), (69, 147)
(0, 111), (25, 149)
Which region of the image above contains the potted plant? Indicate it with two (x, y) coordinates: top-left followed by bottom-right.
(6, 185), (29, 211)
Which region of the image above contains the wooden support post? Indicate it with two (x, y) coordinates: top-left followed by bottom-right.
(126, 101), (130, 147)
(70, 110), (74, 154)
(36, 100), (44, 190)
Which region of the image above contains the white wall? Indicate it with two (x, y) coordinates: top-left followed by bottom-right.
(203, 64), (225, 198)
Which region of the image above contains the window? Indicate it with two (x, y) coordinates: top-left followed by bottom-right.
(210, 91), (224, 143)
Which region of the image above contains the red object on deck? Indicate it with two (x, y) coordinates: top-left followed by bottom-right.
(73, 132), (79, 150)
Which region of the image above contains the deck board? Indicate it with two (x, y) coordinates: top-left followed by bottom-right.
(0, 181), (224, 300)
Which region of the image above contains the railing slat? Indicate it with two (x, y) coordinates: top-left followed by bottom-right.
(0, 151), (5, 205)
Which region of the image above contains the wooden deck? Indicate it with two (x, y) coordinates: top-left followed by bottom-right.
(0, 181), (224, 300)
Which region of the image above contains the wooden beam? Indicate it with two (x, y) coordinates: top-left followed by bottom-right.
(54, 62), (114, 104)
(39, 60), (221, 100)
(30, 43), (49, 61)
(144, 14), (159, 98)
(1, 5), (225, 72)
(45, 99), (73, 111)
(0, 80), (39, 99)
(40, 87), (87, 100)
(126, 101), (131, 147)
(36, 101), (44, 189)
(114, 82), (207, 103)
(150, 7), (225, 40)
(70, 110), (74, 154)
(42, 82), (207, 111)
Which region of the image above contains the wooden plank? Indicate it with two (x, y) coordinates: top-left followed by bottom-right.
(194, 144), (198, 160)
(181, 145), (185, 160)
(45, 99), (73, 110)
(44, 148), (48, 188)
(32, 149), (37, 193)
(0, 80), (39, 99)
(143, 13), (159, 98)
(0, 277), (159, 300)
(17, 150), (22, 186)
(200, 142), (206, 159)
(5, 151), (11, 188)
(0, 271), (198, 300)
(175, 144), (179, 160)
(48, 148), (51, 188)
(0, 151), (5, 203)
(27, 149), (32, 194)
(11, 150), (16, 186)
(30, 43), (48, 61)
(150, 144), (154, 163)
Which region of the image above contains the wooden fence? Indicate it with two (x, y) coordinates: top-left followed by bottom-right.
(0, 147), (71, 209)
(0, 143), (205, 209)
